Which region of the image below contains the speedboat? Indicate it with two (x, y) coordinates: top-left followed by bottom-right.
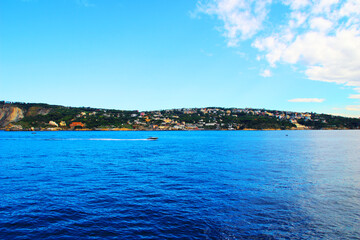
(147, 137), (158, 140)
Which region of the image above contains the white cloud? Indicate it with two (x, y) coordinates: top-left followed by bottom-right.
(252, 31), (360, 90)
(255, 2), (360, 91)
(329, 112), (360, 117)
(260, 69), (272, 77)
(309, 17), (333, 32)
(349, 94), (360, 99)
(346, 105), (360, 111)
(282, 0), (310, 10)
(197, 0), (360, 99)
(288, 98), (325, 103)
(339, 0), (360, 17)
(312, 0), (339, 14)
(289, 11), (308, 28)
(197, 0), (272, 46)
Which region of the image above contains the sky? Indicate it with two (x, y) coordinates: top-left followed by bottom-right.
(1, 0), (360, 117)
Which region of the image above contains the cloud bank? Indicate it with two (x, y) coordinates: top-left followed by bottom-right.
(198, 0), (360, 99)
(197, 0), (272, 46)
(346, 105), (360, 111)
(288, 98), (325, 103)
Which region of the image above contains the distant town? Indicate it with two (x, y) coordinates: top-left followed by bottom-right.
(1, 101), (359, 131)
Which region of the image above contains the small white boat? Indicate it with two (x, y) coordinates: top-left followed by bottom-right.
(147, 137), (158, 140)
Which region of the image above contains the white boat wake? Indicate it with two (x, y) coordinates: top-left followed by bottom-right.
(2, 137), (158, 141)
(45, 138), (152, 141)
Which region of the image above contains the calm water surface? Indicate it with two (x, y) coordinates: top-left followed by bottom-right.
(0, 130), (359, 239)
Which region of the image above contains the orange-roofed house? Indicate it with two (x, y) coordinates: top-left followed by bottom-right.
(70, 122), (85, 128)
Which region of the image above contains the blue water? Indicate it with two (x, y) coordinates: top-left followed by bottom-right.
(1, 130), (360, 239)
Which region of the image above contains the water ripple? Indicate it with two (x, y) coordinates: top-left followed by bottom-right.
(0, 131), (360, 239)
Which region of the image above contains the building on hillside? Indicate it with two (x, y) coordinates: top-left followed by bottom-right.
(49, 121), (58, 127)
(70, 122), (85, 128)
(163, 118), (172, 123)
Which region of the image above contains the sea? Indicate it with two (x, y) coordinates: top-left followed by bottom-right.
(0, 130), (359, 239)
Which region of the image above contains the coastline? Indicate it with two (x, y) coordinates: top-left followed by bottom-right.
(2, 103), (359, 132)
(0, 128), (355, 132)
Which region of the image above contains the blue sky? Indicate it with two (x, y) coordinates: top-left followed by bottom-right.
(1, 0), (360, 116)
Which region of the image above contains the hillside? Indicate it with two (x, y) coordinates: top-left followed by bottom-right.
(1, 101), (359, 131)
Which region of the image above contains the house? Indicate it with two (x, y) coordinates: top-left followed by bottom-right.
(49, 121), (58, 127)
(163, 118), (172, 123)
(70, 122), (85, 128)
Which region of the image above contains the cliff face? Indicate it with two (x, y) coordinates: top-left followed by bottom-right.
(26, 106), (51, 117)
(0, 106), (24, 127)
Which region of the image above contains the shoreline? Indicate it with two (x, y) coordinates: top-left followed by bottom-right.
(0, 128), (356, 132)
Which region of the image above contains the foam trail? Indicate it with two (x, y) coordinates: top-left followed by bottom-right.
(45, 138), (150, 141)
(89, 138), (149, 141)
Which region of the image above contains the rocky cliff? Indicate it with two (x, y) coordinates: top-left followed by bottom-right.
(0, 106), (24, 128)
